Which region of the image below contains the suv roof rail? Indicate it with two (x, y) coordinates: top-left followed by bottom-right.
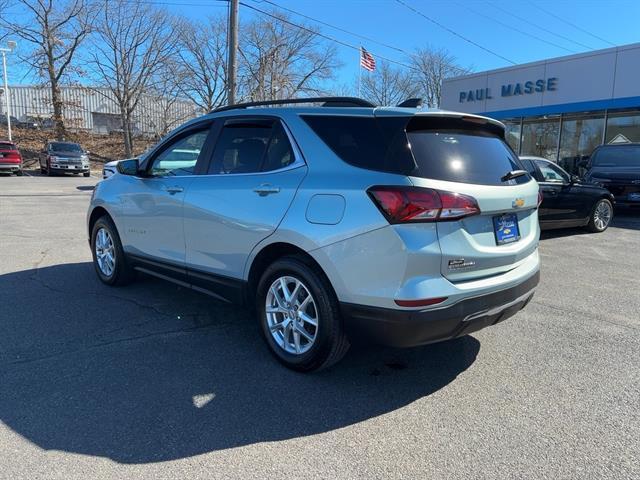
(210, 96), (376, 113)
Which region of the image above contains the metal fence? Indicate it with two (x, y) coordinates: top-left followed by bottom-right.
(1, 85), (201, 136)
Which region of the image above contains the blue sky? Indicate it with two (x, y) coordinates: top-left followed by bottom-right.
(175, 0), (640, 87)
(5, 0), (640, 87)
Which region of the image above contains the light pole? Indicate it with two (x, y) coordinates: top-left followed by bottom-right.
(0, 41), (16, 141)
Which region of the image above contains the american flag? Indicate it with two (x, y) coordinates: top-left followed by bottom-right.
(360, 47), (376, 72)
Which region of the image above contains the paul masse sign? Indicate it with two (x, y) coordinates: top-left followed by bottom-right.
(459, 77), (558, 103)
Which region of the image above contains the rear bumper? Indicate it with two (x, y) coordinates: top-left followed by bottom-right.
(0, 163), (22, 171)
(340, 270), (539, 348)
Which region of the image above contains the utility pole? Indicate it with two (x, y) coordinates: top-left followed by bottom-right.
(227, 0), (239, 105)
(0, 41), (16, 141)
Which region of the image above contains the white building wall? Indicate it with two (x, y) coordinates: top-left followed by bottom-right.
(441, 43), (640, 116)
(1, 85), (201, 135)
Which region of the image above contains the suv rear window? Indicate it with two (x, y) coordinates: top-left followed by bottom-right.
(302, 115), (529, 185)
(407, 130), (529, 185)
(591, 146), (640, 167)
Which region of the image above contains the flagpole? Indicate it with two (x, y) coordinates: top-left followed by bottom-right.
(358, 47), (362, 97)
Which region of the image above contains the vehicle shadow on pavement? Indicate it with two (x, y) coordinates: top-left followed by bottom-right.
(0, 262), (479, 464)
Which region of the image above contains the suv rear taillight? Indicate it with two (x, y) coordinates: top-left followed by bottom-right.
(368, 186), (480, 223)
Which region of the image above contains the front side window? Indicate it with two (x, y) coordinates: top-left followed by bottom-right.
(209, 121), (296, 174)
(534, 160), (568, 183)
(150, 129), (209, 176)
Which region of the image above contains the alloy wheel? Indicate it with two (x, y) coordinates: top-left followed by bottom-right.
(593, 201), (612, 231)
(95, 227), (116, 277)
(265, 276), (318, 355)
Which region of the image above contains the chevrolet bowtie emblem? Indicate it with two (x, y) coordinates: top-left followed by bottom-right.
(512, 198), (525, 208)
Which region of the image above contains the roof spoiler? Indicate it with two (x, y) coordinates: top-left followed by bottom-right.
(396, 98), (423, 108)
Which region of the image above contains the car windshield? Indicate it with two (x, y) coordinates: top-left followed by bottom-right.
(50, 142), (83, 153)
(0, 142), (16, 149)
(591, 146), (640, 167)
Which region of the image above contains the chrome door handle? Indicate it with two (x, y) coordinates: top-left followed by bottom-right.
(253, 184), (280, 196)
(164, 186), (184, 194)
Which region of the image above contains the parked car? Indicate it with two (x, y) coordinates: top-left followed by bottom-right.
(0, 115), (19, 128)
(102, 160), (120, 179)
(16, 117), (39, 129)
(580, 143), (640, 208)
(39, 141), (90, 177)
(87, 97), (541, 371)
(520, 156), (614, 232)
(0, 140), (23, 175)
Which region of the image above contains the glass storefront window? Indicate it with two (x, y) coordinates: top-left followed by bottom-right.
(521, 117), (560, 160)
(605, 110), (640, 143)
(503, 121), (521, 153)
(559, 114), (605, 174)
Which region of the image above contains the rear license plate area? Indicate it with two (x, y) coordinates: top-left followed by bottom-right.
(493, 213), (520, 245)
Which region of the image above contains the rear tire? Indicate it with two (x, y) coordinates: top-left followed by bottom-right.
(15, 170), (23, 176)
(83, 171), (90, 177)
(90, 215), (136, 286)
(586, 198), (613, 233)
(256, 255), (349, 372)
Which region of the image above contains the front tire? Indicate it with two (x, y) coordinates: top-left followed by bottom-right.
(256, 255), (349, 372)
(90, 215), (136, 286)
(586, 198), (613, 232)
(83, 171), (90, 177)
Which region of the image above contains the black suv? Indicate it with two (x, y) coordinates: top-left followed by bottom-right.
(39, 141), (90, 177)
(581, 144), (640, 207)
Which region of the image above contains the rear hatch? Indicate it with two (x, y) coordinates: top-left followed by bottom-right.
(0, 143), (21, 164)
(303, 110), (540, 283)
(403, 114), (539, 282)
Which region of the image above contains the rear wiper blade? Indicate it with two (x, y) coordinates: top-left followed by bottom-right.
(501, 170), (528, 182)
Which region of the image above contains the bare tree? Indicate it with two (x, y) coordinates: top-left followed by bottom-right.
(238, 13), (341, 101)
(2, 0), (93, 139)
(360, 61), (419, 106)
(144, 59), (197, 138)
(175, 16), (227, 112)
(89, 0), (177, 157)
(412, 47), (470, 108)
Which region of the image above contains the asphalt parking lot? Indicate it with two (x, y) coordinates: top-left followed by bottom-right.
(1, 172), (639, 479)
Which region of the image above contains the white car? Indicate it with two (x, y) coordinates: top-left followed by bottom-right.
(102, 160), (120, 179)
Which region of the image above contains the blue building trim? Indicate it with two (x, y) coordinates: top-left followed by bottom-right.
(482, 95), (640, 119)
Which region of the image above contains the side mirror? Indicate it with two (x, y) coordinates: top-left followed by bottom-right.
(570, 174), (581, 183)
(116, 158), (140, 176)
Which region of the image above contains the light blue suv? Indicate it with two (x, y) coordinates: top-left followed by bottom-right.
(88, 97), (541, 371)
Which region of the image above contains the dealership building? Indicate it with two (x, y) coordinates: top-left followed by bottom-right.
(440, 42), (640, 173)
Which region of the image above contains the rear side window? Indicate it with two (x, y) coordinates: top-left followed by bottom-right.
(408, 130), (529, 185)
(301, 115), (414, 174)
